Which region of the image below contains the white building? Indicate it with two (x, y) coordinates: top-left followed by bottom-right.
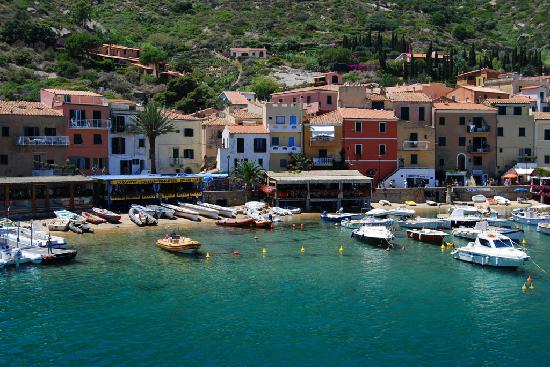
(219, 91), (256, 111)
(229, 48), (267, 58)
(108, 99), (148, 175)
(517, 85), (549, 112)
(217, 125), (270, 173)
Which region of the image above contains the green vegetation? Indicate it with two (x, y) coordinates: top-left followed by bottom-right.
(230, 161), (266, 200)
(250, 76), (281, 101)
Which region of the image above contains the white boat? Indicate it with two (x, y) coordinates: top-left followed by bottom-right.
(364, 208), (389, 217)
(451, 233), (529, 267)
(378, 200), (391, 206)
(537, 222), (550, 234)
(272, 207), (293, 216)
(6, 226), (68, 249)
(47, 218), (70, 231)
(445, 208), (482, 228)
(247, 209), (281, 222)
(472, 194), (487, 203)
(129, 207), (157, 226)
(448, 206), (481, 216)
(54, 210), (86, 224)
(341, 217), (394, 229)
(146, 205), (176, 219)
(425, 200), (438, 206)
(512, 207), (550, 225)
(387, 207), (416, 218)
(283, 206), (302, 214)
(178, 202), (220, 219)
(494, 196), (510, 205)
(161, 203), (201, 221)
(452, 221), (524, 241)
(398, 218), (450, 229)
(197, 202), (236, 218)
(244, 201), (267, 211)
(320, 211), (363, 222)
(351, 226), (395, 247)
(486, 217), (515, 228)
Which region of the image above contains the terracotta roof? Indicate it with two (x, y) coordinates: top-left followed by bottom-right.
(230, 109), (262, 119)
(458, 85), (509, 94)
(484, 97), (531, 104)
(534, 112), (550, 120)
(42, 88), (103, 97)
(309, 110), (343, 125)
(456, 68), (501, 78)
(520, 85), (544, 91)
(0, 101), (63, 116)
(339, 108), (398, 120)
(227, 125), (269, 134)
(387, 92), (431, 102)
(202, 116), (233, 126)
(222, 91), (249, 105)
(433, 102), (496, 111)
(168, 110), (202, 120)
(271, 84), (340, 96)
(108, 99), (137, 105)
(367, 94), (389, 101)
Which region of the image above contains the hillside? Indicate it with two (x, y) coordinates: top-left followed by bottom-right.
(0, 0), (549, 105)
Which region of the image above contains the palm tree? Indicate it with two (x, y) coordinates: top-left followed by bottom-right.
(230, 161), (266, 201)
(134, 101), (174, 174)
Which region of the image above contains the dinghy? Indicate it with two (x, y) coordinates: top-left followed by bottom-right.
(406, 228), (448, 245)
(161, 203), (201, 221)
(92, 208), (121, 223)
(47, 218), (70, 231)
(197, 202), (236, 218)
(425, 200), (437, 206)
(54, 210), (86, 224)
(472, 195), (487, 203)
(146, 205), (176, 219)
(82, 211), (107, 224)
(178, 202), (220, 219)
(129, 207), (147, 227)
(215, 218), (256, 228)
(68, 221), (94, 234)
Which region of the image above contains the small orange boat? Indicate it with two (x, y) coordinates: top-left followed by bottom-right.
(215, 218), (256, 228)
(82, 211), (107, 224)
(156, 235), (201, 253)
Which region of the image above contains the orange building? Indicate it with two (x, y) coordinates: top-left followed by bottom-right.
(446, 85), (509, 103)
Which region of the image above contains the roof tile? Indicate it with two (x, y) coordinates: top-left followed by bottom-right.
(534, 112), (550, 120)
(433, 102), (497, 111)
(222, 91), (249, 105)
(309, 110), (343, 125)
(227, 125), (269, 134)
(0, 101), (63, 117)
(387, 92), (432, 102)
(42, 88), (103, 97)
(339, 108), (398, 120)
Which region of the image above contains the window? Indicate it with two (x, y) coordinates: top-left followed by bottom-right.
(355, 122), (362, 132)
(327, 95), (333, 105)
(258, 158), (263, 167)
(111, 137), (126, 154)
(419, 107), (425, 121)
(372, 101), (384, 110)
(473, 156), (482, 166)
(253, 138), (266, 153)
(74, 134), (83, 144)
(439, 117), (445, 125)
(459, 117), (465, 125)
(138, 138), (145, 148)
(184, 149), (194, 159)
(355, 144), (362, 156)
(498, 106), (506, 115)
(93, 134), (102, 144)
(1, 126), (9, 137)
(410, 154), (418, 164)
(0, 154), (7, 165)
(545, 130), (550, 140)
(519, 127), (525, 137)
(458, 137), (466, 146)
(289, 115), (297, 125)
(271, 137), (280, 146)
(409, 133), (418, 141)
(275, 116), (285, 124)
(288, 136), (295, 147)
(400, 107), (410, 120)
(92, 158), (104, 169)
(479, 239), (491, 248)
(64, 95), (71, 103)
(236, 138), (244, 153)
(439, 158), (444, 166)
(217, 130), (223, 139)
(379, 144), (386, 155)
(280, 159), (288, 168)
(93, 110), (102, 120)
(306, 96), (311, 104)
(545, 156), (550, 164)
(172, 148), (179, 158)
(540, 92), (545, 101)
(497, 127), (503, 136)
(184, 128), (194, 137)
(438, 137), (446, 146)
(44, 128), (56, 136)
(292, 98), (296, 103)
(379, 122), (386, 133)
(24, 126), (39, 136)
(513, 106), (522, 116)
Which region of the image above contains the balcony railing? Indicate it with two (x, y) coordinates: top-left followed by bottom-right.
(69, 119), (111, 129)
(16, 136), (69, 146)
(311, 135), (335, 142)
(467, 145), (490, 153)
(402, 140), (430, 150)
(467, 123), (490, 133)
(313, 157), (333, 166)
(271, 146), (302, 153)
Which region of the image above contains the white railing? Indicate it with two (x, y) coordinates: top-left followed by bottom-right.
(69, 119), (111, 129)
(313, 157), (333, 166)
(16, 136), (69, 146)
(271, 146), (302, 153)
(402, 140), (430, 150)
(311, 135), (335, 142)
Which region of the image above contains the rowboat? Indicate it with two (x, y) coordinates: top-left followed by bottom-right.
(161, 203), (201, 221)
(156, 234), (201, 253)
(406, 228), (448, 245)
(215, 218), (256, 228)
(92, 208), (121, 223)
(178, 202), (220, 219)
(197, 202), (236, 218)
(54, 210), (86, 224)
(82, 211), (107, 224)
(47, 218), (70, 231)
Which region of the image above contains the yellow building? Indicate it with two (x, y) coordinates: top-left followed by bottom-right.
(305, 110), (343, 168)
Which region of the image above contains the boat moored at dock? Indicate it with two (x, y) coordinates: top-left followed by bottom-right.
(156, 234), (201, 253)
(406, 229), (448, 245)
(351, 226), (395, 247)
(451, 233), (529, 267)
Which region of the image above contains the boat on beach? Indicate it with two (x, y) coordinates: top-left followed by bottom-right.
(283, 206), (302, 214)
(215, 218), (256, 228)
(351, 226), (395, 247)
(92, 208), (121, 223)
(54, 210), (86, 224)
(340, 217), (394, 229)
(82, 211), (107, 224)
(47, 218), (70, 231)
(197, 202), (236, 218)
(145, 205), (176, 219)
(161, 203), (201, 221)
(68, 221), (94, 234)
(426, 200), (438, 206)
(321, 211), (363, 222)
(178, 202), (220, 219)
(129, 207), (157, 226)
(472, 195), (487, 203)
(451, 233), (529, 267)
(156, 234), (201, 253)
(406, 228), (448, 245)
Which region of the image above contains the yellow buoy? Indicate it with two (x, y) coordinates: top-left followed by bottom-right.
(205, 252), (211, 259)
(522, 283), (528, 292)
(446, 242), (453, 247)
(530, 282), (535, 289)
(522, 238), (526, 246)
(339, 245), (344, 254)
(262, 247), (267, 254)
(300, 245), (305, 253)
(440, 244), (445, 251)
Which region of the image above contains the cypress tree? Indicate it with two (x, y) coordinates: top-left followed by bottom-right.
(469, 43), (476, 67)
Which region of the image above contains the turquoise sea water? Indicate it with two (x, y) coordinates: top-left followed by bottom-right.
(1, 220), (549, 366)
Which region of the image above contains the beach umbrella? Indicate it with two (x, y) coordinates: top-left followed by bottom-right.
(514, 187), (528, 192)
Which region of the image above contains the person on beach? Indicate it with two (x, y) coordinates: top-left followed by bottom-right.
(47, 234), (53, 254)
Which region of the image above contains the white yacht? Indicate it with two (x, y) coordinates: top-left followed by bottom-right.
(340, 217), (394, 229)
(351, 226), (395, 247)
(512, 207), (550, 225)
(398, 217), (450, 229)
(452, 221), (523, 241)
(451, 233), (529, 267)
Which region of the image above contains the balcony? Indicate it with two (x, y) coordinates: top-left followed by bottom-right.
(16, 136), (69, 146)
(311, 135), (335, 142)
(402, 140), (430, 150)
(466, 123), (490, 133)
(270, 146), (302, 154)
(69, 119), (111, 129)
(313, 157), (333, 166)
(268, 124), (300, 132)
(467, 144), (490, 153)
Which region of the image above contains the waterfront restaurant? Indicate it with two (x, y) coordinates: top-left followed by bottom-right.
(91, 174), (206, 209)
(0, 175), (94, 218)
(530, 176), (550, 204)
(263, 170), (372, 211)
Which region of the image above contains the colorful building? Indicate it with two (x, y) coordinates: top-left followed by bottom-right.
(217, 125), (270, 172)
(271, 85), (340, 115)
(446, 85), (510, 103)
(340, 108), (399, 185)
(456, 68), (503, 87)
(533, 112), (550, 167)
(517, 85), (549, 112)
(305, 110), (344, 168)
(219, 91), (256, 111)
(40, 89), (110, 174)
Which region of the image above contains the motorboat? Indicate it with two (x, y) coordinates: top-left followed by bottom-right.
(6, 225), (68, 249)
(92, 208), (121, 223)
(452, 221), (524, 241)
(340, 217), (394, 229)
(472, 194), (487, 203)
(47, 218), (70, 232)
(272, 207), (293, 216)
(68, 221), (94, 234)
(215, 218), (256, 228)
(406, 229), (448, 245)
(197, 202), (236, 218)
(398, 217), (450, 229)
(178, 202), (219, 219)
(512, 207), (550, 225)
(364, 208), (389, 217)
(378, 200), (391, 206)
(161, 203), (201, 221)
(387, 207), (416, 218)
(82, 211), (107, 224)
(351, 225), (395, 247)
(146, 205), (176, 219)
(284, 206), (302, 214)
(320, 211), (363, 222)
(537, 222), (550, 235)
(445, 208), (482, 228)
(494, 196), (511, 205)
(486, 217), (515, 228)
(54, 210), (86, 224)
(451, 233), (529, 267)
(448, 206), (481, 216)
(156, 234), (201, 253)
(425, 200), (438, 206)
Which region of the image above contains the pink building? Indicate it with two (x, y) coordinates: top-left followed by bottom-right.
(271, 85), (340, 115)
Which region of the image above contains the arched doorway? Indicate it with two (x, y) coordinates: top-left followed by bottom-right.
(457, 154), (466, 171)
